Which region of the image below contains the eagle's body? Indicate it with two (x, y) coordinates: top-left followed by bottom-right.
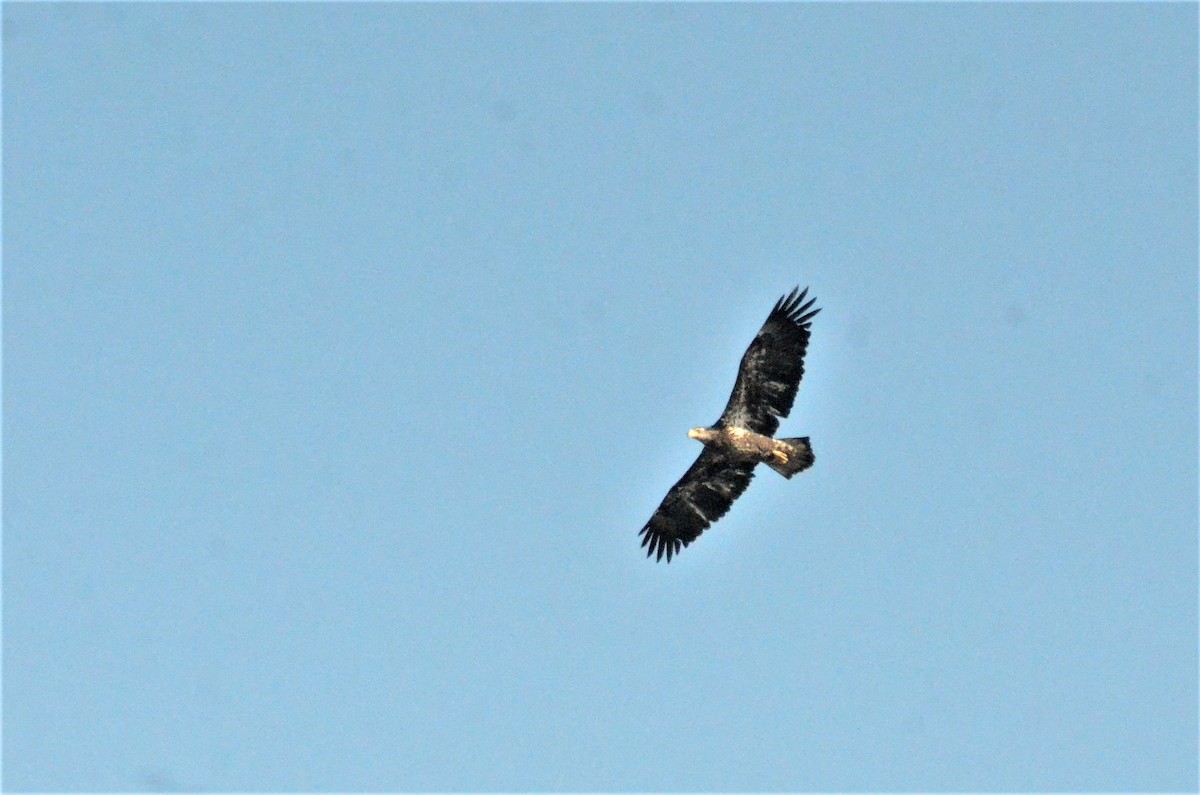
(639, 287), (820, 562)
(687, 426), (814, 479)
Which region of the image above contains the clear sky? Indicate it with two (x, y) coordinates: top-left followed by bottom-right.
(4, 3), (1196, 791)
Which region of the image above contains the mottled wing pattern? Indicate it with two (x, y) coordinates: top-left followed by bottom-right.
(716, 286), (819, 436)
(638, 448), (757, 562)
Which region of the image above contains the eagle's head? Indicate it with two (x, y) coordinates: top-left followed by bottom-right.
(688, 427), (717, 444)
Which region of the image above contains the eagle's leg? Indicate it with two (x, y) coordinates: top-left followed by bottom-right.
(771, 449), (789, 465)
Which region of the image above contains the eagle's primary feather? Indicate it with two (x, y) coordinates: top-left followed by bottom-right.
(638, 287), (820, 562)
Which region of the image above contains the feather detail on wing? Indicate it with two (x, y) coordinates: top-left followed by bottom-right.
(716, 286), (819, 436)
(638, 448), (757, 562)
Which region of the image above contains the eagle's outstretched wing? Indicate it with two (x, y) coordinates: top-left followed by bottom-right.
(638, 448), (757, 562)
(716, 286), (819, 436)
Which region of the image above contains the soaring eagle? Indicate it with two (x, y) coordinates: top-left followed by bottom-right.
(639, 287), (820, 562)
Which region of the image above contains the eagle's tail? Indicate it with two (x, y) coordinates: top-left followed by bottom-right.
(768, 437), (815, 479)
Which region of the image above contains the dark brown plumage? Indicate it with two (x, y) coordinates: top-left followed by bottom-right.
(639, 287), (820, 562)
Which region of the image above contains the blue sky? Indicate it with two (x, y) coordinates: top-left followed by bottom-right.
(4, 3), (1196, 791)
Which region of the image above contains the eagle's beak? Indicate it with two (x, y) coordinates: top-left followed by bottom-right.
(687, 428), (702, 440)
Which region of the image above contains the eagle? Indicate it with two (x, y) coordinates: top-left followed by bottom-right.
(639, 286), (820, 562)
